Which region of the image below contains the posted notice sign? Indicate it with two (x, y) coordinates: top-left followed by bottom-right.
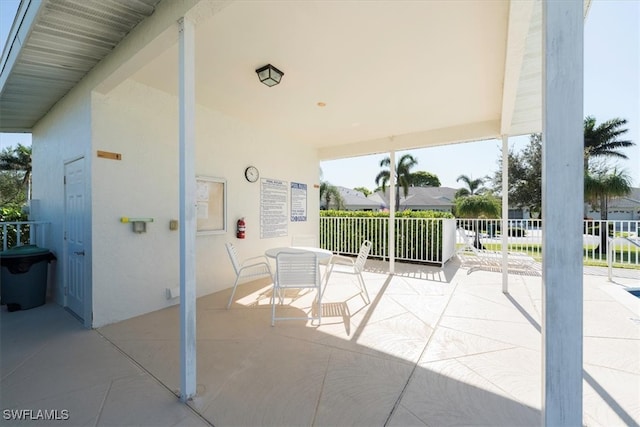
(260, 178), (288, 238)
(290, 182), (307, 222)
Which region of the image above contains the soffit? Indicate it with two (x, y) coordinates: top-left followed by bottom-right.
(0, 0), (161, 131)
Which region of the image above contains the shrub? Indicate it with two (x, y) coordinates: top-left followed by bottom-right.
(0, 204), (30, 248)
(320, 210), (453, 264)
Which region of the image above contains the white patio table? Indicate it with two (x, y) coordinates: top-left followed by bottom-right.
(264, 246), (332, 261)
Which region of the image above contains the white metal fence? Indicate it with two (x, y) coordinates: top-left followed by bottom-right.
(1, 221), (50, 251)
(320, 217), (639, 268)
(319, 217), (456, 266)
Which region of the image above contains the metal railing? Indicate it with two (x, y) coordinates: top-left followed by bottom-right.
(320, 216), (639, 268)
(319, 217), (456, 266)
(1, 221), (50, 251)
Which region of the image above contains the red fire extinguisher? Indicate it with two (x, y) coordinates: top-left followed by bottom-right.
(236, 217), (246, 239)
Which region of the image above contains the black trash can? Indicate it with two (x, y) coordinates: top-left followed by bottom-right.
(1, 245), (56, 311)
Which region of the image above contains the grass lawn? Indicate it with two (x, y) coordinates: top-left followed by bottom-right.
(473, 243), (640, 270)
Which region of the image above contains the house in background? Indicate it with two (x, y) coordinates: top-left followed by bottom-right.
(508, 188), (640, 221)
(325, 186), (380, 211)
(587, 187), (640, 221)
(369, 187), (457, 212)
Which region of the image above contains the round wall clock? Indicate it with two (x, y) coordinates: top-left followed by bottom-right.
(244, 166), (259, 183)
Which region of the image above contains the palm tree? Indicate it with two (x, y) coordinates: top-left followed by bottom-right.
(584, 168), (632, 250)
(319, 181), (344, 210)
(375, 154), (418, 211)
(455, 194), (501, 249)
(353, 187), (371, 197)
(0, 144), (32, 200)
(318, 167), (344, 210)
(583, 116), (634, 172)
(455, 174), (486, 198)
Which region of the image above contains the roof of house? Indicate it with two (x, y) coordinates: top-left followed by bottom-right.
(609, 187), (640, 209)
(336, 187), (380, 209)
(371, 186), (457, 210)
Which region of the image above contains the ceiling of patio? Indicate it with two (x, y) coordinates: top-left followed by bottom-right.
(130, 0), (541, 158)
(1, 0), (588, 160)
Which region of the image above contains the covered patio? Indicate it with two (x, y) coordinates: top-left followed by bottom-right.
(2, 262), (638, 426)
(0, 0), (595, 423)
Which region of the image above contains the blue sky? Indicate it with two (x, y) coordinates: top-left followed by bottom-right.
(1, 0), (638, 187)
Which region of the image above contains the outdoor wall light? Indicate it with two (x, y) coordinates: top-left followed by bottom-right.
(255, 64), (284, 87)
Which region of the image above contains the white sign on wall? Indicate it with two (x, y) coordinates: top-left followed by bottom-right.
(260, 178), (288, 238)
(290, 182), (307, 222)
(196, 176), (226, 235)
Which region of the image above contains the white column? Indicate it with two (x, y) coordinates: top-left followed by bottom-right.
(178, 16), (197, 402)
(501, 135), (509, 293)
(389, 149), (396, 274)
(542, 1), (583, 425)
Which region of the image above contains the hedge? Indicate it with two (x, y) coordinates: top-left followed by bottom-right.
(320, 210), (453, 264)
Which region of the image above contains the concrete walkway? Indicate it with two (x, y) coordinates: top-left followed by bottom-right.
(1, 261), (638, 426)
(0, 304), (209, 426)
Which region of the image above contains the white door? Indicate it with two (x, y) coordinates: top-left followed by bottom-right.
(64, 158), (86, 321)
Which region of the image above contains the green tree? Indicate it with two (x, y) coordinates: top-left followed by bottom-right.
(319, 182), (344, 210)
(583, 116), (634, 172)
(585, 167), (632, 251)
(375, 153), (418, 211)
(585, 167), (632, 222)
(318, 167), (344, 210)
(492, 133), (542, 216)
(455, 174), (487, 199)
(353, 187), (371, 197)
(0, 171), (25, 206)
(410, 171), (441, 187)
(0, 144), (32, 205)
(455, 195), (501, 249)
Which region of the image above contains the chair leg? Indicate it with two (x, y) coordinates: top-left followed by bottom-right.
(316, 286), (322, 325)
(357, 272), (370, 304)
(271, 284), (277, 326)
(321, 266), (334, 299)
(226, 276), (241, 309)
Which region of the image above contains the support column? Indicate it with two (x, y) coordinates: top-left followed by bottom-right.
(542, 1), (583, 425)
(389, 149), (396, 274)
(501, 135), (509, 293)
(178, 16), (197, 402)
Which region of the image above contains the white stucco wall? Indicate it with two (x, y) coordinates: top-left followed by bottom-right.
(28, 0), (319, 327)
(90, 79), (319, 326)
(31, 89), (93, 309)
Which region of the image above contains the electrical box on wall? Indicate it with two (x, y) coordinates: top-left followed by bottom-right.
(120, 217), (154, 233)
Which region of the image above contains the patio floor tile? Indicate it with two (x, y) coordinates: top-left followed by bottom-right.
(2, 260), (638, 426)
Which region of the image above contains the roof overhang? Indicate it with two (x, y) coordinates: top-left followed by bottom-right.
(0, 0), (161, 132)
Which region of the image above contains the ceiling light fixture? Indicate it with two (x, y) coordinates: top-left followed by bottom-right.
(255, 64), (284, 87)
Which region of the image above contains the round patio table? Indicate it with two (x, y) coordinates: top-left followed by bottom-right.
(264, 246), (332, 261)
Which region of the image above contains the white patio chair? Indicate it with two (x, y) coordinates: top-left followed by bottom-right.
(272, 251), (321, 326)
(225, 242), (273, 309)
(323, 240), (372, 304)
(456, 228), (535, 272)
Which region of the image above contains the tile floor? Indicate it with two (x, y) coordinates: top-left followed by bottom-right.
(1, 259), (638, 426)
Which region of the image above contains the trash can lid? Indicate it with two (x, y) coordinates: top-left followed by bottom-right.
(0, 244), (51, 258)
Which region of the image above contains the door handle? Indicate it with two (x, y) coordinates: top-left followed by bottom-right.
(74, 250), (85, 256)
